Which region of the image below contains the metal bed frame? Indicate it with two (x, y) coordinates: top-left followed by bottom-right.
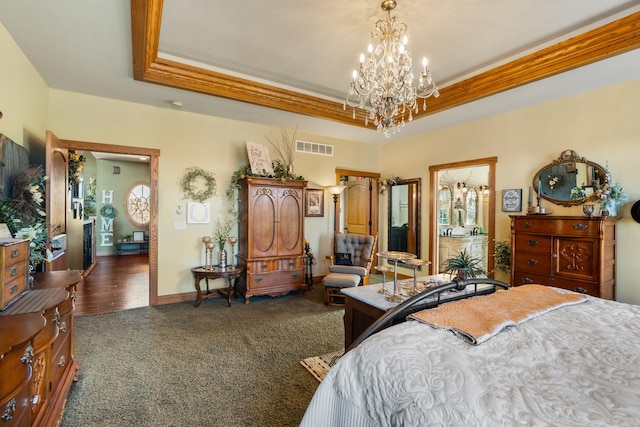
(346, 278), (510, 352)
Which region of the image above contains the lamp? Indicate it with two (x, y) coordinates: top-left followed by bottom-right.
(327, 185), (347, 232)
(345, 0), (439, 138)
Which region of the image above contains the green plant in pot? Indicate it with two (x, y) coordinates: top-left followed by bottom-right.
(442, 249), (486, 280)
(493, 240), (511, 274)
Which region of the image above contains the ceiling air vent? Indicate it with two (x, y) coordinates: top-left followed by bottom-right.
(296, 140), (333, 156)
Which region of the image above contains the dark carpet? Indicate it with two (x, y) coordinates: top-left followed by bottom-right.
(61, 285), (343, 427)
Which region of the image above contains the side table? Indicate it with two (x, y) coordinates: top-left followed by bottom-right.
(191, 266), (242, 307)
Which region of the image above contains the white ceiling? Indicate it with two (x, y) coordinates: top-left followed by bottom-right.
(1, 1), (640, 144)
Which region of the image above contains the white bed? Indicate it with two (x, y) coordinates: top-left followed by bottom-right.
(301, 286), (640, 427)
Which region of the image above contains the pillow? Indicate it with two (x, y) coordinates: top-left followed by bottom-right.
(335, 252), (353, 266)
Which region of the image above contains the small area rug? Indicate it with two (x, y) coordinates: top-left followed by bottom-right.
(300, 349), (344, 382)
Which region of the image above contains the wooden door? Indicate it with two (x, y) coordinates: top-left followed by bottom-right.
(276, 187), (303, 256)
(345, 179), (371, 234)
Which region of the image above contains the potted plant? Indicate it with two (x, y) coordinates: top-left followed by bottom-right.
(442, 249), (486, 280)
(493, 240), (511, 274)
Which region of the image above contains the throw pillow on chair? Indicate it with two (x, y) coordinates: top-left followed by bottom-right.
(335, 253), (353, 266)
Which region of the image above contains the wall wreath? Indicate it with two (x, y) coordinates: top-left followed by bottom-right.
(180, 167), (217, 203)
(100, 203), (117, 219)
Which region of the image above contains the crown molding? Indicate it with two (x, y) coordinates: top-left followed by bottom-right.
(131, 0), (640, 130)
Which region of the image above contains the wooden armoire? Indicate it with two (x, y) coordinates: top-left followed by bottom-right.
(510, 215), (617, 299)
(236, 177), (308, 303)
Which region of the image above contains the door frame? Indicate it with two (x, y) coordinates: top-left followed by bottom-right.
(428, 157), (497, 277)
(48, 133), (161, 306)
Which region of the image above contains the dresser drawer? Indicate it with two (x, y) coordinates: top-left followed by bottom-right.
(1, 241), (28, 268)
(0, 380), (30, 427)
(513, 252), (551, 274)
(513, 234), (552, 253)
(2, 277), (27, 311)
(513, 271), (599, 297)
(513, 217), (599, 237)
(49, 332), (72, 395)
(247, 268), (305, 291)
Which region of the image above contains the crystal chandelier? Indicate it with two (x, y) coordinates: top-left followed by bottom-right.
(345, 0), (439, 138)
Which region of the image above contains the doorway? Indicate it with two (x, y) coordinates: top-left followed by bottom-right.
(45, 132), (160, 306)
(428, 157), (497, 276)
(334, 168), (380, 236)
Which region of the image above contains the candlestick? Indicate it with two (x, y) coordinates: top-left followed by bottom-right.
(537, 179), (542, 198)
(528, 187), (532, 205)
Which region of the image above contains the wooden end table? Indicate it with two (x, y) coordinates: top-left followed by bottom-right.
(191, 266), (242, 307)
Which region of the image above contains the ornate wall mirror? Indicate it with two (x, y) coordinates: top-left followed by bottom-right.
(388, 178), (421, 257)
(533, 149), (607, 207)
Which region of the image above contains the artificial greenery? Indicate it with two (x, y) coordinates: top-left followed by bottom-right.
(83, 176), (97, 218)
(213, 218), (234, 250)
(0, 165), (51, 268)
(441, 249), (486, 280)
(68, 150), (86, 188)
(180, 167), (217, 203)
(265, 126), (297, 167)
(226, 161), (305, 205)
(493, 240), (511, 273)
(100, 203), (117, 219)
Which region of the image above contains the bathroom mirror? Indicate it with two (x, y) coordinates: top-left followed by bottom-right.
(438, 185), (452, 225)
(465, 187), (478, 225)
(388, 178), (421, 257)
(533, 149), (608, 207)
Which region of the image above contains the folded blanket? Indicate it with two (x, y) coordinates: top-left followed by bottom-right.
(408, 285), (587, 345)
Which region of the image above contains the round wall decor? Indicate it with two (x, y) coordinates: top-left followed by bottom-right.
(631, 200), (640, 224)
(100, 203), (117, 219)
(180, 167), (217, 203)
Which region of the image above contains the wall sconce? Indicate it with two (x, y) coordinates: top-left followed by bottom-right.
(479, 185), (490, 195)
(326, 185), (346, 232)
(457, 182), (468, 193)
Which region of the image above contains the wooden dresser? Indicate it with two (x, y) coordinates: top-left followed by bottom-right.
(510, 215), (617, 299)
(0, 271), (82, 426)
(237, 177), (308, 303)
(0, 239), (29, 311)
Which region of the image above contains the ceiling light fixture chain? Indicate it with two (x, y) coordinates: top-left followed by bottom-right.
(345, 0), (439, 138)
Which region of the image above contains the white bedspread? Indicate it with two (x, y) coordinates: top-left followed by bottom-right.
(301, 295), (640, 427)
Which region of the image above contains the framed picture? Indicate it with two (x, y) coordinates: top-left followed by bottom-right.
(132, 231), (145, 242)
(187, 202), (211, 224)
(502, 189), (523, 212)
(305, 189), (324, 217)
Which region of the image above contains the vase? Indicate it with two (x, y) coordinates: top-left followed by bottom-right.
(218, 249), (227, 269)
(601, 200), (617, 217)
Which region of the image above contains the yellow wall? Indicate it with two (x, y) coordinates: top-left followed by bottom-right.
(0, 23), (49, 158)
(380, 78), (640, 304)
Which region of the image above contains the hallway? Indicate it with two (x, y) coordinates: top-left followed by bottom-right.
(75, 254), (149, 316)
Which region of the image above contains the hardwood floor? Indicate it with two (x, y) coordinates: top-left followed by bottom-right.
(75, 254), (149, 316)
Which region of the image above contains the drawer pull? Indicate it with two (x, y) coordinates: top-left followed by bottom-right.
(52, 311), (61, 325)
(573, 223), (588, 230)
(1, 399), (15, 421)
(523, 222), (532, 228)
(523, 277), (534, 284)
(527, 259), (538, 265)
(527, 239), (539, 246)
(291, 274), (298, 279)
(10, 266), (18, 277)
(261, 264), (268, 269)
(255, 277), (263, 283)
(288, 262), (295, 267)
(31, 395), (40, 405)
(21, 346), (34, 364)
(59, 320), (67, 333)
(573, 287), (587, 294)
(11, 249), (19, 258)
(58, 355), (66, 367)
(10, 284), (18, 295)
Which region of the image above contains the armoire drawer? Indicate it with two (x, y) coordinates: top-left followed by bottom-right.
(513, 252), (551, 274)
(247, 268), (305, 290)
(244, 259), (277, 274)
